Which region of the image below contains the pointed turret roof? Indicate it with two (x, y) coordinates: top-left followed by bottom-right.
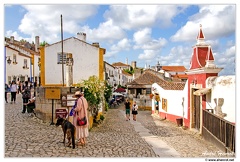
(186, 24), (223, 73)
(196, 24), (206, 45)
(197, 24), (205, 40)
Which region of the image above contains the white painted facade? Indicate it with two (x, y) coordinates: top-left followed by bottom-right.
(5, 47), (30, 83)
(104, 61), (115, 87)
(206, 75), (235, 123)
(151, 75), (235, 124)
(151, 82), (188, 119)
(114, 68), (122, 86)
(5, 36), (41, 85)
(5, 45), (40, 84)
(112, 67), (133, 87)
(33, 54), (41, 82)
(44, 37), (100, 85)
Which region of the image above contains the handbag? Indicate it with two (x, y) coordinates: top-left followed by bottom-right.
(77, 116), (87, 126)
(76, 98), (87, 126)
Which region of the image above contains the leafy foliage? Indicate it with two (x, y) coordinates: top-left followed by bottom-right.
(40, 41), (49, 46)
(104, 82), (112, 103)
(124, 67), (134, 75)
(76, 75), (106, 122)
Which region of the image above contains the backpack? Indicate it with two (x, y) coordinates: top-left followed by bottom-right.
(22, 87), (31, 99)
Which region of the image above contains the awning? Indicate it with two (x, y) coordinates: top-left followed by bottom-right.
(193, 88), (211, 96)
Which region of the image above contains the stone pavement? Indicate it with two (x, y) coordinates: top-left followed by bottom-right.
(4, 93), (234, 158)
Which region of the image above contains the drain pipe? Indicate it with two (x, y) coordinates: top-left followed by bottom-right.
(182, 97), (185, 127)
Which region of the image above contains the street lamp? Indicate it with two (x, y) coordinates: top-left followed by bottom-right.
(6, 56), (12, 64)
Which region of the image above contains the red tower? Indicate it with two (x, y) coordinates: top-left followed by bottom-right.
(185, 24), (223, 129)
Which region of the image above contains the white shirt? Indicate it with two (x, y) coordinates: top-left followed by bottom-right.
(10, 84), (18, 92)
(132, 104), (138, 111)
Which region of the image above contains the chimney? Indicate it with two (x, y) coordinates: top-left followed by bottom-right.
(35, 36), (39, 52)
(131, 61), (137, 69)
(92, 42), (99, 47)
(10, 36), (14, 43)
(77, 32), (86, 42)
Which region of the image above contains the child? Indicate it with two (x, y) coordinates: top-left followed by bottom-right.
(132, 101), (138, 121)
(26, 97), (36, 116)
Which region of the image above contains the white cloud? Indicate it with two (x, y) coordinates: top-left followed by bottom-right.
(104, 5), (188, 30)
(133, 28), (168, 50)
(110, 38), (131, 51)
(138, 50), (158, 60)
(159, 45), (192, 68)
(80, 20), (126, 43)
(133, 28), (152, 44)
(214, 45), (235, 75)
(170, 5), (235, 42)
(104, 50), (118, 59)
(225, 46), (235, 57)
(16, 5), (99, 43)
(5, 30), (25, 41)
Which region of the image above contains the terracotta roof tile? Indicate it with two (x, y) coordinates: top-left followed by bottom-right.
(112, 62), (129, 67)
(127, 69), (186, 90)
(172, 74), (188, 79)
(161, 66), (186, 72)
(5, 42), (39, 55)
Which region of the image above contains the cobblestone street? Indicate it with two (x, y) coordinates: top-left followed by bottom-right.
(4, 93), (234, 159)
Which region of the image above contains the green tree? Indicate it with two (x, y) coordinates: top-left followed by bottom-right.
(124, 67), (134, 74)
(76, 75), (105, 122)
(40, 41), (48, 46)
(104, 82), (112, 103)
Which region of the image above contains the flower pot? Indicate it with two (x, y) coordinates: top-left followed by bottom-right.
(176, 118), (183, 127)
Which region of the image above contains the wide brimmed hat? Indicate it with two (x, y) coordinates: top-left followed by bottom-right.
(72, 91), (82, 98)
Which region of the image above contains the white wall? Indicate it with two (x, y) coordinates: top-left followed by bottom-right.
(45, 38), (99, 85)
(105, 63), (115, 87)
(6, 48), (31, 83)
(33, 54), (40, 80)
(206, 76), (235, 123)
(152, 82), (188, 119)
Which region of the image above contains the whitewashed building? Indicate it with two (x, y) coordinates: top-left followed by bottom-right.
(205, 75), (235, 123)
(40, 33), (105, 86)
(104, 61), (116, 87)
(5, 36), (40, 84)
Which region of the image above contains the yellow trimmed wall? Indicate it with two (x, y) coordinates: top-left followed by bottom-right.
(99, 48), (105, 81)
(39, 46), (45, 86)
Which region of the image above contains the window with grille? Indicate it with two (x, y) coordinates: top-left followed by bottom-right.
(146, 88), (151, 94)
(57, 52), (67, 64)
(13, 54), (17, 64)
(23, 59), (27, 68)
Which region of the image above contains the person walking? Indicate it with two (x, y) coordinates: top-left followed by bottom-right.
(33, 81), (37, 97)
(21, 81), (31, 113)
(124, 99), (131, 121)
(132, 101), (138, 121)
(5, 83), (10, 103)
(10, 80), (18, 104)
(18, 81), (23, 94)
(73, 91), (89, 146)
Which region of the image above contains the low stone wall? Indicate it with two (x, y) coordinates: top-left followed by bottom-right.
(34, 87), (93, 127)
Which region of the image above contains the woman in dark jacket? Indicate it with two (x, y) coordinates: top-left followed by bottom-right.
(22, 81), (31, 113)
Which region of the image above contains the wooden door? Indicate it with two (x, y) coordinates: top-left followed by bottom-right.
(194, 95), (200, 130)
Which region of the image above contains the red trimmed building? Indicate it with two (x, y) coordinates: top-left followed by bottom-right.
(184, 24), (223, 129)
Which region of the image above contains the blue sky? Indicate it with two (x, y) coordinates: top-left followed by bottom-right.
(3, 2), (237, 76)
